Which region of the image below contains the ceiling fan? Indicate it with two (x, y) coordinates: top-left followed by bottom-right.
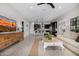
(37, 3), (55, 8)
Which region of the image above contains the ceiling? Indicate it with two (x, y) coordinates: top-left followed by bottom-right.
(0, 3), (78, 22)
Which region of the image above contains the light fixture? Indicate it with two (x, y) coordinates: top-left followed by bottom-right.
(30, 6), (33, 9)
(59, 6), (62, 9)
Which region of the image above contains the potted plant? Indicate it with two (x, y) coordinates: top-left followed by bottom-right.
(44, 32), (52, 40)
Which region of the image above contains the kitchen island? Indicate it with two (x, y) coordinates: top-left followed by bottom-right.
(0, 31), (24, 50)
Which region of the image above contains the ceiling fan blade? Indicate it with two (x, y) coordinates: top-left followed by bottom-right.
(47, 3), (55, 8)
(37, 3), (45, 5)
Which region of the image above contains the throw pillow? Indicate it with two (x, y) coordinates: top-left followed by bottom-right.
(75, 36), (79, 42)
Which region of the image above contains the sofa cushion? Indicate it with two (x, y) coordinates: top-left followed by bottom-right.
(57, 35), (79, 49)
(75, 36), (79, 42)
(63, 38), (79, 48)
(63, 32), (79, 40)
(57, 35), (79, 55)
(64, 42), (79, 55)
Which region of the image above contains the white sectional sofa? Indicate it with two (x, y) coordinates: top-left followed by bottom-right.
(57, 33), (79, 55)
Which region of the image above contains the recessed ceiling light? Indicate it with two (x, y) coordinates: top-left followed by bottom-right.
(59, 6), (62, 9)
(30, 6), (33, 9)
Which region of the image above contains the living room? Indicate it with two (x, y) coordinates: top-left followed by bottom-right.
(0, 3), (79, 56)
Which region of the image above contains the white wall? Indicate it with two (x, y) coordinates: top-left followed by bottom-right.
(24, 21), (29, 37)
(0, 4), (35, 37)
(57, 6), (79, 39)
(0, 4), (26, 37)
(0, 4), (78, 38)
(0, 4), (23, 30)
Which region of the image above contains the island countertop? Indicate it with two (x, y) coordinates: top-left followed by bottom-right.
(0, 31), (21, 34)
(0, 31), (24, 50)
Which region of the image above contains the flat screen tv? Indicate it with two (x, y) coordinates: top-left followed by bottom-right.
(0, 15), (16, 32)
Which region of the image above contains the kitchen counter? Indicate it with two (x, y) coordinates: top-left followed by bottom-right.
(0, 31), (21, 34)
(0, 32), (24, 50)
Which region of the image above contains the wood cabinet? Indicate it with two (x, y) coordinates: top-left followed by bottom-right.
(0, 32), (24, 50)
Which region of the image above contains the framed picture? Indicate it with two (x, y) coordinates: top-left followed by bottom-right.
(76, 16), (79, 32)
(70, 16), (79, 32)
(0, 15), (16, 32)
(70, 18), (75, 31)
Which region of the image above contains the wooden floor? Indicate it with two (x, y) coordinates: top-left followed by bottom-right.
(0, 36), (34, 56)
(29, 37), (40, 56)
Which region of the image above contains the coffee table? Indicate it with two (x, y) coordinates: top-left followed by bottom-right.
(42, 38), (64, 52)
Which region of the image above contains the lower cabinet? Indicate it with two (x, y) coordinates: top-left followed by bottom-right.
(0, 32), (24, 50)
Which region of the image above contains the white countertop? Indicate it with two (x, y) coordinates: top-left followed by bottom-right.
(0, 31), (21, 34)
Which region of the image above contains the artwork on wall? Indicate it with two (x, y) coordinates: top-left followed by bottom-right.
(70, 16), (79, 32)
(34, 24), (41, 33)
(76, 16), (79, 32)
(0, 15), (16, 32)
(70, 18), (75, 31)
(58, 20), (66, 35)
